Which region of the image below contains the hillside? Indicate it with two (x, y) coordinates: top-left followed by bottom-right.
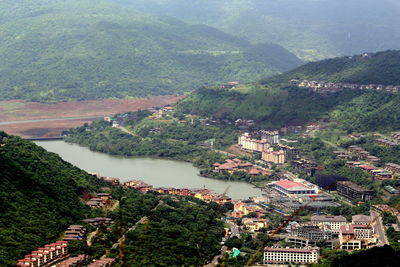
(0, 132), (106, 264)
(265, 50), (400, 86)
(112, 0), (400, 61)
(0, 0), (301, 102)
(176, 50), (400, 132)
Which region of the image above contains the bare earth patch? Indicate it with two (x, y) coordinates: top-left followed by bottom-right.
(0, 96), (184, 138)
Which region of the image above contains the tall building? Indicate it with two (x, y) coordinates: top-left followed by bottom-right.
(263, 247), (319, 264)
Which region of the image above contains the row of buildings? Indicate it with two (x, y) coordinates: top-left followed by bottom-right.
(291, 79), (400, 94)
(213, 158), (272, 176)
(348, 145), (380, 163)
(346, 161), (393, 180)
(123, 180), (232, 204)
(17, 241), (69, 267)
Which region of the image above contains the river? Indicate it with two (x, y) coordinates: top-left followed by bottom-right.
(35, 141), (262, 200)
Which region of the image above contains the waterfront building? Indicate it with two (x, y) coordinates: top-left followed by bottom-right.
(273, 180), (316, 196)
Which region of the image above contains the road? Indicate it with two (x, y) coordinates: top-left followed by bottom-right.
(205, 246), (227, 267)
(370, 210), (389, 245)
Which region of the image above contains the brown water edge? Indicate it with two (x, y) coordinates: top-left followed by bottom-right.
(0, 96), (184, 138)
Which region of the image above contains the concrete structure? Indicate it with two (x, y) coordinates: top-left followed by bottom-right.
(260, 130), (280, 145)
(279, 144), (300, 160)
(352, 215), (371, 225)
(310, 215), (347, 234)
(273, 180), (316, 196)
(290, 224), (333, 241)
(263, 246), (319, 264)
(17, 241), (68, 267)
(337, 181), (375, 201)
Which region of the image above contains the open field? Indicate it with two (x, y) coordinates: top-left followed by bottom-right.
(0, 96), (183, 138)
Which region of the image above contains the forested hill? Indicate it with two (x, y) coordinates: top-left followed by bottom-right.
(0, 132), (105, 264)
(264, 50), (400, 86)
(0, 0), (301, 102)
(112, 0), (400, 61)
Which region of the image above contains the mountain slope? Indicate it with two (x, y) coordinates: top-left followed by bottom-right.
(0, 132), (105, 264)
(112, 0), (400, 61)
(0, 0), (302, 102)
(176, 50), (400, 132)
(265, 50), (400, 86)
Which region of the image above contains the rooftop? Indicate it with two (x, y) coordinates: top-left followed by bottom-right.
(275, 180), (311, 191)
(311, 215), (347, 222)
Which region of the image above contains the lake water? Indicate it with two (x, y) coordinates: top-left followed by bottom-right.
(35, 141), (262, 200)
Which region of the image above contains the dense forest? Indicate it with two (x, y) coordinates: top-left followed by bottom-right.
(112, 0), (400, 60)
(0, 132), (107, 265)
(0, 0), (302, 102)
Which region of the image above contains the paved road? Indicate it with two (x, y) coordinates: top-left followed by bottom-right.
(370, 210), (389, 245)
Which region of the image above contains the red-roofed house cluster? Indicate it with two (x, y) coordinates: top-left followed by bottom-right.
(123, 180), (232, 204)
(17, 241), (68, 267)
(213, 158), (271, 176)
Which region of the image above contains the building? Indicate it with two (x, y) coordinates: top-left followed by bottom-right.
(17, 241), (68, 267)
(260, 130), (280, 145)
(352, 215), (371, 225)
(57, 255), (87, 267)
(385, 163), (400, 175)
(87, 258), (115, 267)
(273, 180), (316, 196)
(293, 159), (318, 176)
(290, 224), (333, 241)
(263, 247), (319, 265)
(262, 148), (285, 164)
(279, 144), (300, 160)
(339, 224), (375, 250)
(242, 218), (268, 232)
(310, 215), (347, 234)
(238, 133), (270, 152)
(337, 181), (375, 201)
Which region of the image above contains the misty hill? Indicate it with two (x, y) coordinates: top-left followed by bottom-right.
(265, 50), (400, 86)
(113, 0), (400, 61)
(0, 0), (301, 102)
(0, 132), (106, 264)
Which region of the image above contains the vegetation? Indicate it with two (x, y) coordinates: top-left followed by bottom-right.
(0, 131), (107, 265)
(0, 0), (302, 102)
(266, 50), (400, 86)
(65, 112), (237, 169)
(113, 0), (400, 61)
(176, 85), (366, 128)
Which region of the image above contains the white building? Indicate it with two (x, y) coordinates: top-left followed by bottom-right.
(310, 215), (347, 234)
(238, 133), (270, 152)
(339, 224), (376, 250)
(263, 246), (319, 264)
(273, 180), (316, 196)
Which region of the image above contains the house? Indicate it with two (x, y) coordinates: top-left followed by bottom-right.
(87, 258), (115, 267)
(57, 255), (87, 267)
(242, 218), (268, 232)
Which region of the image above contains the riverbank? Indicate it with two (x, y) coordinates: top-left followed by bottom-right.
(35, 140), (263, 200)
